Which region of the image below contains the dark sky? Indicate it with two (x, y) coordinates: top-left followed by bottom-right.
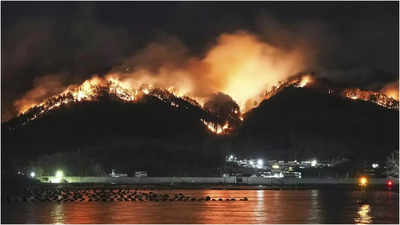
(1, 2), (399, 121)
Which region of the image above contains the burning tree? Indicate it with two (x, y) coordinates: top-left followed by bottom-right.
(385, 150), (399, 178)
(204, 92), (241, 126)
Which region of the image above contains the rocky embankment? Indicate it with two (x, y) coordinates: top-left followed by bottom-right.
(4, 186), (248, 204)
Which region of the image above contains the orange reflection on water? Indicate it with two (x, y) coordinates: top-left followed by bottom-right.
(4, 190), (393, 224)
(50, 203), (64, 224)
(186, 189), (320, 224)
(355, 204), (372, 224)
(45, 190), (323, 224)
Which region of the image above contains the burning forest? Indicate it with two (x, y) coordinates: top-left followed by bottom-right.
(9, 72), (399, 135)
(3, 31), (399, 136)
(342, 88), (399, 109)
(2, 2), (399, 188)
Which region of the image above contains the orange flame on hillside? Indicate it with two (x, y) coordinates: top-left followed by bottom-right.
(342, 87), (399, 109)
(296, 75), (313, 88)
(241, 73), (315, 111)
(19, 76), (138, 114)
(15, 75), (236, 134)
(11, 31), (399, 134)
(14, 31), (312, 134)
(380, 81), (399, 101)
(201, 119), (230, 135)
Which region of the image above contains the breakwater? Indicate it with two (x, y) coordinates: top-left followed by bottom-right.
(3, 187), (249, 204)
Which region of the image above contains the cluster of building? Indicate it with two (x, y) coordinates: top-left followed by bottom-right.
(109, 169), (148, 178)
(224, 154), (332, 178)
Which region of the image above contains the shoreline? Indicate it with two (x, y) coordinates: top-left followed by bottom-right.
(23, 182), (399, 192)
(2, 182), (397, 205)
(3, 175), (398, 197)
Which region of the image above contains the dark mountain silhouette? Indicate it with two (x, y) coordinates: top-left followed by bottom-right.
(2, 85), (398, 176)
(2, 92), (226, 176)
(231, 87), (399, 161)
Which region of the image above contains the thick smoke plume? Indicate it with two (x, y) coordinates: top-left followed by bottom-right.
(14, 75), (67, 114)
(4, 4), (398, 121)
(105, 31), (309, 111)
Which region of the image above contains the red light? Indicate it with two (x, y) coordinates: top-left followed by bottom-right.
(387, 180), (393, 186)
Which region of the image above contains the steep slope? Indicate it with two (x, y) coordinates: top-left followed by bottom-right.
(2, 76), (398, 176)
(232, 87), (399, 161)
(3, 92), (233, 176)
(2, 92), (225, 165)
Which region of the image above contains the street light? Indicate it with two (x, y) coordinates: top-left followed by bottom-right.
(51, 170), (64, 183)
(249, 160), (255, 167)
(359, 176), (368, 187)
(30, 172), (36, 178)
(56, 170), (64, 178)
(311, 159), (317, 167)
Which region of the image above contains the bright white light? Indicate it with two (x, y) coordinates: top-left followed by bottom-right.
(249, 160), (255, 167)
(30, 172), (36, 178)
(372, 163), (379, 169)
(311, 159), (317, 167)
(51, 170), (64, 183)
(272, 164), (280, 169)
(256, 159), (263, 169)
(55, 170), (64, 178)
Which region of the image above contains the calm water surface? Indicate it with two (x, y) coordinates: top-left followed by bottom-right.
(2, 190), (399, 224)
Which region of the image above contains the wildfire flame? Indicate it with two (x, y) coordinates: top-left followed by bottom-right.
(201, 119), (230, 134)
(20, 76), (138, 114)
(9, 32), (399, 134)
(14, 75), (234, 135)
(16, 73), (315, 135)
(243, 73), (315, 110)
(14, 72), (398, 135)
(380, 81), (399, 101)
(296, 75), (313, 88)
(342, 88), (399, 109)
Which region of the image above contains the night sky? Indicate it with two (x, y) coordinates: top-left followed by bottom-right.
(1, 2), (399, 121)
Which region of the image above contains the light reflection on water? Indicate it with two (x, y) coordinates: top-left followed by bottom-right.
(2, 190), (398, 224)
(355, 204), (372, 224)
(51, 204), (64, 224)
(254, 190), (264, 223)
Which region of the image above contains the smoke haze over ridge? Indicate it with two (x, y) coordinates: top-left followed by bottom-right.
(2, 2), (398, 121)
